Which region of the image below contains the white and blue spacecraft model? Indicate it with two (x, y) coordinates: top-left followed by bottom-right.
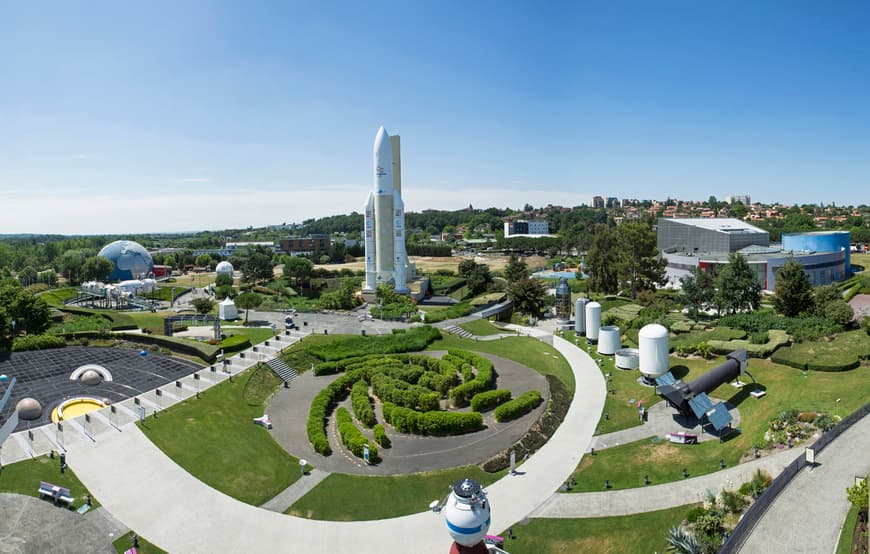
(444, 478), (491, 551)
(363, 126), (409, 293)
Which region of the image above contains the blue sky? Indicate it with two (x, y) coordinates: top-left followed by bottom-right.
(1, 1), (868, 233)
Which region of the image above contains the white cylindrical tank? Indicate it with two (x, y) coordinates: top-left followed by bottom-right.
(585, 301), (601, 342)
(444, 478), (491, 548)
(598, 325), (621, 355)
(639, 323), (670, 379)
(615, 348), (640, 369)
(574, 298), (588, 334)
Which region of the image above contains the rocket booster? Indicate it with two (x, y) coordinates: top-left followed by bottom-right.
(365, 125), (408, 293)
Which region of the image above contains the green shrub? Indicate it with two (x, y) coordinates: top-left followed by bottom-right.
(815, 413), (835, 431)
(371, 373), (440, 411)
(382, 403), (483, 436)
(218, 334), (252, 353)
(351, 380), (376, 428)
(470, 389), (512, 412)
(12, 334), (66, 352)
(306, 325), (441, 361)
(720, 490), (747, 514)
(750, 331), (768, 344)
(420, 303), (475, 323)
(335, 407), (378, 462)
(494, 390), (543, 422)
(686, 506), (706, 523)
(447, 350), (496, 407)
(373, 423), (390, 448)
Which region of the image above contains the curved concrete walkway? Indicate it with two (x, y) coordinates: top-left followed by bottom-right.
(739, 412), (870, 553)
(533, 446), (803, 518)
(65, 334), (606, 553)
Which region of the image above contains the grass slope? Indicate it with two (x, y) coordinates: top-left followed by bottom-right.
(428, 334), (576, 393)
(287, 466), (505, 520)
(568, 355), (870, 492)
(0, 455), (98, 510)
(458, 319), (514, 336)
(113, 534), (168, 554)
(137, 364), (300, 505)
(507, 504), (695, 554)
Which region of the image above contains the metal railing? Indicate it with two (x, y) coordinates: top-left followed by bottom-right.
(719, 401), (870, 553)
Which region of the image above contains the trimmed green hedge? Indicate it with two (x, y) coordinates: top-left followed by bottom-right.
(494, 390), (543, 422)
(447, 350), (495, 407)
(306, 326), (441, 361)
(769, 329), (870, 371)
(373, 423), (390, 448)
(420, 302), (474, 323)
(351, 380), (376, 428)
(382, 402), (483, 436)
(470, 389), (512, 412)
(12, 334), (66, 352)
(218, 334), (252, 353)
(335, 407), (379, 462)
(307, 369), (365, 455)
(708, 329), (790, 358)
(371, 373), (439, 412)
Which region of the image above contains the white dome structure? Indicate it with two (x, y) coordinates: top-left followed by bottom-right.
(597, 325), (621, 355)
(639, 324), (670, 379)
(16, 397), (43, 420)
(585, 301), (602, 342)
(216, 261), (234, 277)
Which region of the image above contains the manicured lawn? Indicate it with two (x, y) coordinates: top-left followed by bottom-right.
(562, 330), (659, 434)
(507, 504), (695, 554)
(145, 285), (190, 303)
(835, 502), (861, 554)
(287, 465), (505, 520)
(771, 329), (870, 371)
(137, 364), (300, 505)
(223, 326), (276, 345)
(113, 534), (168, 554)
(0, 455), (99, 510)
(568, 355), (870, 492)
(38, 287), (78, 306)
(126, 311), (176, 333)
(670, 326), (747, 350)
(428, 334), (576, 393)
(459, 319), (514, 336)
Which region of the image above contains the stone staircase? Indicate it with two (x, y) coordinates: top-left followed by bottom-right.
(445, 325), (473, 339)
(265, 357), (298, 385)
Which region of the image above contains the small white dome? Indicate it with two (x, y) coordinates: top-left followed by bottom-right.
(216, 261), (234, 276)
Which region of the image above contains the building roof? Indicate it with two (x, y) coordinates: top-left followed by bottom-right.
(668, 218), (765, 234)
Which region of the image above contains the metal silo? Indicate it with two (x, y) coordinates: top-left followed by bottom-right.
(574, 298), (589, 334)
(585, 301), (601, 342)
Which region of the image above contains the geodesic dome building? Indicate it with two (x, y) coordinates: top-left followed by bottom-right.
(98, 240), (154, 281)
(215, 261), (234, 277)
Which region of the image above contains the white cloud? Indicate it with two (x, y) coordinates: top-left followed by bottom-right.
(0, 186), (594, 234)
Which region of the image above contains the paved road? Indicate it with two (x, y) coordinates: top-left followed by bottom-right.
(65, 334), (605, 553)
(740, 412), (870, 553)
(0, 494), (127, 554)
(533, 447), (803, 518)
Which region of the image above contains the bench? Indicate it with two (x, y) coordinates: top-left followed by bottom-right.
(37, 481), (75, 506)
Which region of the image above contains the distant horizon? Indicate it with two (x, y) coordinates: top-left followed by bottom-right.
(2, 2), (867, 235)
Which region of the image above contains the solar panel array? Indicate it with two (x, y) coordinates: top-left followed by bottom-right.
(706, 403), (733, 431)
(688, 392), (714, 419)
(0, 346), (202, 432)
(655, 372), (677, 386)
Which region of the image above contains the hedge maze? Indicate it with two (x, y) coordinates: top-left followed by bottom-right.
(306, 348), (542, 464)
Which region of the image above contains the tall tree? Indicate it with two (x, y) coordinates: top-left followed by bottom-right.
(586, 224), (619, 294)
(195, 254), (212, 268)
(615, 222), (666, 298)
(772, 257), (813, 317)
(234, 292), (262, 323)
(715, 252), (762, 314)
(466, 264), (492, 296)
(507, 277), (546, 317)
(457, 258), (478, 278)
(191, 298), (214, 315)
(812, 283), (842, 316)
(282, 256), (313, 288)
(679, 267), (715, 321)
(241, 245), (274, 283)
(81, 256), (114, 282)
(503, 254), (529, 283)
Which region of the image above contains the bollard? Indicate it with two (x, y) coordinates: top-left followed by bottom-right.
(644, 475), (650, 485)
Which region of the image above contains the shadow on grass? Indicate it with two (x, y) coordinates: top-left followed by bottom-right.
(725, 383), (766, 408)
(670, 365), (690, 380)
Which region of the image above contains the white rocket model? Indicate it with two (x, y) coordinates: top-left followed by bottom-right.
(364, 126), (409, 293)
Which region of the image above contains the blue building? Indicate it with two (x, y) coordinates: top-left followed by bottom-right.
(782, 231), (851, 275)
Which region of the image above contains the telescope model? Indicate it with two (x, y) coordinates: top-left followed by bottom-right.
(444, 478), (491, 554)
(656, 350), (752, 432)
